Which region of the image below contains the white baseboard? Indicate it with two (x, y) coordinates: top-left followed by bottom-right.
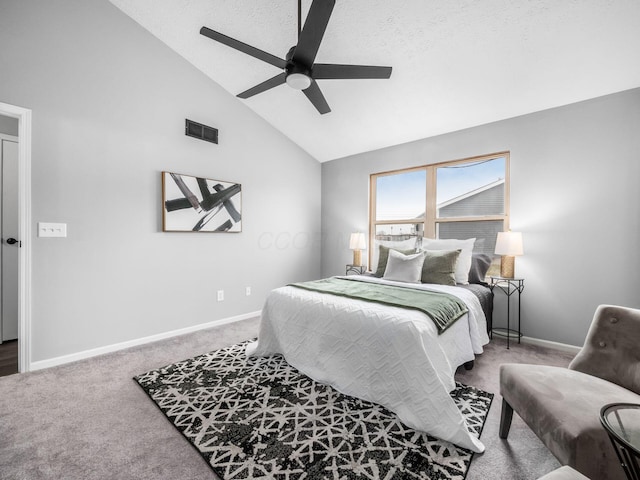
(520, 335), (582, 355)
(29, 310), (261, 372)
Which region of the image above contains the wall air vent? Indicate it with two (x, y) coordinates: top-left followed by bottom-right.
(185, 119), (218, 144)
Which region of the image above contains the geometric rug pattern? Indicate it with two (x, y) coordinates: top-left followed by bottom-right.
(135, 341), (493, 480)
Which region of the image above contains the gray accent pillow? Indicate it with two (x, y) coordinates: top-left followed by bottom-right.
(421, 237), (475, 284)
(374, 245), (417, 277)
(421, 249), (461, 286)
(468, 253), (492, 284)
(383, 249), (426, 283)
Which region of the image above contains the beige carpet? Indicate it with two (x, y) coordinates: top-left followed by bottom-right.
(0, 317), (574, 479)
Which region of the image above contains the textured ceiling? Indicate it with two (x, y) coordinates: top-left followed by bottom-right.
(110, 0), (640, 162)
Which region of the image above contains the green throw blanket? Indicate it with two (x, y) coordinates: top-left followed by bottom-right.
(288, 277), (468, 334)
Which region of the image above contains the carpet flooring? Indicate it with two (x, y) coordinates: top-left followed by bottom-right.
(0, 317), (575, 479)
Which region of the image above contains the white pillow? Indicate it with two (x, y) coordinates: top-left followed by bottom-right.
(383, 249), (425, 283)
(421, 237), (476, 284)
(372, 237), (418, 272)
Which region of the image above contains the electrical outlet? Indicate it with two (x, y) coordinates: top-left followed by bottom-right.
(245, 286), (251, 296)
(217, 290), (224, 301)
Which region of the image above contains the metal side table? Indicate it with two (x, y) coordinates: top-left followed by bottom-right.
(346, 264), (366, 275)
(601, 403), (640, 480)
(489, 276), (524, 349)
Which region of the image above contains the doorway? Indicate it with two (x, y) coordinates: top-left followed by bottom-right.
(0, 131), (19, 376)
(0, 102), (32, 374)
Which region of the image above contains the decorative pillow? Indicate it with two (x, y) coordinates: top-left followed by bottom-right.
(383, 249), (425, 283)
(421, 249), (461, 286)
(374, 245), (417, 277)
(371, 237), (418, 275)
(468, 253), (492, 284)
(421, 237), (476, 284)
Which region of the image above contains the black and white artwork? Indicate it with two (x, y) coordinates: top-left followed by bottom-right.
(162, 172), (241, 232)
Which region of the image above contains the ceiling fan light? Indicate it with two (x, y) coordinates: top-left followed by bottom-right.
(286, 73), (312, 90)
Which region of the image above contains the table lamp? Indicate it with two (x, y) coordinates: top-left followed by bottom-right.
(349, 232), (366, 267)
(494, 231), (523, 278)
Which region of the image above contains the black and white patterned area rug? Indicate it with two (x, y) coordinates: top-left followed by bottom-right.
(135, 341), (493, 480)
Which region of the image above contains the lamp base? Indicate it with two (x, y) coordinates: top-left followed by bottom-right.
(500, 255), (515, 278)
(352, 250), (362, 267)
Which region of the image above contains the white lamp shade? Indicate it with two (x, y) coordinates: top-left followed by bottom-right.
(495, 231), (523, 256)
(349, 232), (366, 250)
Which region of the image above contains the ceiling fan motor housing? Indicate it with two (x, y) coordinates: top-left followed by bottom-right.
(284, 46), (312, 89)
(286, 61), (311, 76)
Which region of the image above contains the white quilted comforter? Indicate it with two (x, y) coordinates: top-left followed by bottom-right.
(246, 275), (490, 452)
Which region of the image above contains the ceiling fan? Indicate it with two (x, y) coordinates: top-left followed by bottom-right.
(200, 0), (392, 114)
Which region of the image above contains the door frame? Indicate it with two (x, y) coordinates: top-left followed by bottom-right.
(0, 102), (32, 373)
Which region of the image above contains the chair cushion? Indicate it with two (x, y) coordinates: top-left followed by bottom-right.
(501, 364), (638, 480)
(537, 466), (590, 480)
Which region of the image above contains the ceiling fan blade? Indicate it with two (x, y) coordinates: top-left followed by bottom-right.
(292, 0), (335, 67)
(302, 80), (331, 114)
(200, 27), (287, 69)
(312, 64), (392, 80)
(237, 73), (287, 99)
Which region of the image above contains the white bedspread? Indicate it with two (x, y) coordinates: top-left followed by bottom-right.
(246, 275), (490, 452)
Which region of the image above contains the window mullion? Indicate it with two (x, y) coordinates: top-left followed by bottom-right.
(368, 174), (377, 268)
(374, 219), (425, 226)
(436, 214), (506, 223)
(425, 166), (437, 238)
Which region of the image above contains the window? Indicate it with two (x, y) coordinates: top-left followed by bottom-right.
(369, 152), (509, 274)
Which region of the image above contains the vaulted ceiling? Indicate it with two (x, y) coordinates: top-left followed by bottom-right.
(110, 0), (640, 162)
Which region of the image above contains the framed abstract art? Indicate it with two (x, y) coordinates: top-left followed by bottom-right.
(162, 171), (242, 232)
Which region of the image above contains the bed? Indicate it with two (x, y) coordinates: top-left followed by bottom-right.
(246, 265), (492, 452)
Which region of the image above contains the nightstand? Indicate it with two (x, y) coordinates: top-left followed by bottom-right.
(346, 264), (366, 275)
(489, 276), (524, 349)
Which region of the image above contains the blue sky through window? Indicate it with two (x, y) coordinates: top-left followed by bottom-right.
(376, 157), (505, 221)
(436, 157), (505, 204)
(376, 170), (426, 220)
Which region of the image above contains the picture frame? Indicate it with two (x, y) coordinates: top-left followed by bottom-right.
(162, 171), (242, 232)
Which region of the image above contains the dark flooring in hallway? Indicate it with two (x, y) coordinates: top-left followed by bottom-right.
(0, 339), (18, 377)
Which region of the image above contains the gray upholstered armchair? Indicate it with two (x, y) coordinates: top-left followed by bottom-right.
(500, 304), (640, 480)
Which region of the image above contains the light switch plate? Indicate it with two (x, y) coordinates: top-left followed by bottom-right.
(38, 222), (67, 238)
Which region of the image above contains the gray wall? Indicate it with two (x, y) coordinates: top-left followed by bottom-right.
(0, 115), (18, 136)
(322, 88), (640, 347)
(0, 0), (321, 362)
